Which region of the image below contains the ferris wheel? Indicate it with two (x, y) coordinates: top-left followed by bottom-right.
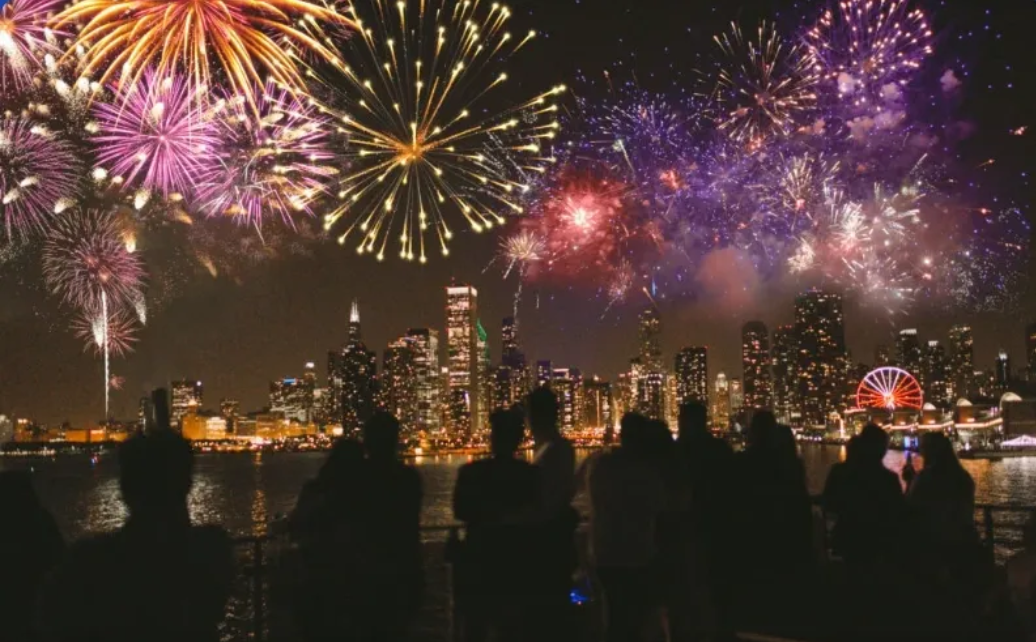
(856, 367), (924, 411)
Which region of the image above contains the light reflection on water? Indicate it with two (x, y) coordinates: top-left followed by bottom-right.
(3, 447), (1036, 542)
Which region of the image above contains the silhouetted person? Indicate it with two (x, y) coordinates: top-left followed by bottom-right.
(732, 411), (813, 635)
(1007, 515), (1036, 642)
(0, 471), (63, 642)
(41, 416), (233, 642)
(454, 408), (539, 642)
(357, 411), (423, 642)
(527, 386), (577, 642)
(289, 438), (367, 641)
(823, 424), (904, 565)
(589, 413), (667, 642)
(909, 432), (981, 576)
(823, 425), (906, 641)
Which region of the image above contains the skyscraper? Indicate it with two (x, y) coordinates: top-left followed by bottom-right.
(996, 350), (1011, 389)
(713, 372), (731, 429)
(874, 344), (891, 367)
(551, 367), (583, 432)
(795, 290), (846, 426)
(637, 371), (666, 421)
(896, 329), (922, 376)
(674, 347), (708, 406)
(326, 302), (365, 422)
(333, 301), (378, 433)
(270, 374), (313, 423)
(729, 377), (744, 416)
(923, 341), (949, 406)
(502, 316), (520, 363)
(771, 325), (798, 424)
(496, 316), (529, 406)
(536, 360), (553, 388)
(638, 306), (663, 372)
(171, 380), (203, 429)
(382, 337), (418, 431)
(583, 376), (613, 430)
(476, 319), (491, 432)
(446, 285), (480, 435)
(741, 321), (772, 410)
(406, 328), (441, 434)
(948, 324), (974, 400)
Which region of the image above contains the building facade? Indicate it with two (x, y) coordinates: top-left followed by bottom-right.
(171, 380), (203, 429)
(741, 321), (772, 410)
(446, 285), (480, 435)
(382, 337), (418, 432)
(923, 340), (949, 406)
(948, 324), (974, 400)
(406, 328), (441, 434)
(795, 290), (846, 427)
(771, 325), (798, 424)
(331, 301), (378, 434)
(674, 347), (708, 407)
(896, 329), (922, 377)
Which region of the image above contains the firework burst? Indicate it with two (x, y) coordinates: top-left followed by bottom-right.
(53, 0), (355, 101)
(499, 230), (544, 279)
(73, 307), (138, 356)
(196, 82), (337, 228)
(42, 209), (144, 313)
(0, 116), (80, 240)
(92, 71), (220, 199)
(313, 0), (565, 263)
(806, 0), (933, 105)
(711, 22), (818, 146)
(0, 0), (66, 93)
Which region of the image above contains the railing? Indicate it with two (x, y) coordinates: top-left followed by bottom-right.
(227, 505), (1035, 642)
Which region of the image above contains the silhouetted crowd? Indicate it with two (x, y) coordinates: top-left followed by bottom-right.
(6, 386), (1036, 642)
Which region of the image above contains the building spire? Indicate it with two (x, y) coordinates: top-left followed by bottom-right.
(348, 300), (361, 342)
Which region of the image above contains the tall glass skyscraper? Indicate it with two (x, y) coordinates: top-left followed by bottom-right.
(948, 324), (974, 400)
(741, 321), (772, 410)
(330, 300), (378, 433)
(674, 346), (708, 406)
(446, 285), (479, 435)
(896, 329), (922, 377)
(771, 325), (798, 424)
(406, 328), (441, 434)
(794, 290), (846, 426)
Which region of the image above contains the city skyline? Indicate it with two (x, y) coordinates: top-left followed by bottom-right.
(8, 278), (1036, 427)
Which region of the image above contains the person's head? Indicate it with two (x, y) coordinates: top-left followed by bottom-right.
(857, 424), (889, 463)
(320, 438), (365, 483)
(0, 470), (42, 517)
(678, 402), (708, 440)
(527, 386), (559, 440)
(844, 435), (861, 463)
(747, 410), (778, 450)
(919, 432), (957, 470)
(619, 412), (649, 456)
(363, 411), (401, 461)
(490, 408), (526, 457)
(118, 430), (193, 517)
(645, 419), (674, 460)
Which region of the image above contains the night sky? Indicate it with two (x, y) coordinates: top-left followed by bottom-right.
(3, 0), (1036, 425)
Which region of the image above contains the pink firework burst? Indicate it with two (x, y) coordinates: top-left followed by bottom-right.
(0, 0), (67, 92)
(0, 116), (80, 240)
(93, 71), (220, 197)
(73, 307), (139, 357)
(196, 82), (337, 228)
(43, 209), (145, 313)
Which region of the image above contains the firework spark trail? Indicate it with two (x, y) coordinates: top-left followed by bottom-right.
(93, 71), (221, 199)
(196, 81), (338, 228)
(711, 21), (818, 146)
(496, 229), (544, 320)
(0, 117), (81, 240)
(53, 0), (356, 104)
(311, 0), (565, 263)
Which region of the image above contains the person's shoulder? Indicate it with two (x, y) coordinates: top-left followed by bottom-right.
(190, 524), (233, 550)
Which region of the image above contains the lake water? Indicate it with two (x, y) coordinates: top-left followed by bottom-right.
(3, 446), (1036, 541)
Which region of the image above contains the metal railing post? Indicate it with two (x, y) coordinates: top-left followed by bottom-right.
(253, 537), (265, 642)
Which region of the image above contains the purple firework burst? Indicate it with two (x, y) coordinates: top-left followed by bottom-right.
(92, 71), (220, 198)
(0, 0), (67, 93)
(72, 307), (139, 357)
(196, 82), (337, 228)
(0, 116), (80, 240)
(43, 209), (145, 313)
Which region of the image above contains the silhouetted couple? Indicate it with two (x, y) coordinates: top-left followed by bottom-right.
(452, 387), (577, 642)
(290, 411), (423, 642)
